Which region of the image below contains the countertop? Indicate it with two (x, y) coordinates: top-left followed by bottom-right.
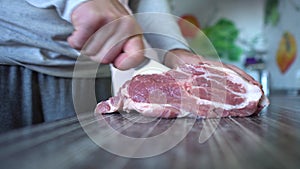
(0, 95), (299, 169)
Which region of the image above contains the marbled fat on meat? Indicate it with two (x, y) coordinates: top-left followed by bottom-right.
(95, 63), (269, 118)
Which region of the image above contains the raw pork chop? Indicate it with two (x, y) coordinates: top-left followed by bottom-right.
(95, 63), (269, 118)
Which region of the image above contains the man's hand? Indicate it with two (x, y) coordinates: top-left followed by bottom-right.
(164, 49), (258, 84)
(68, 0), (145, 70)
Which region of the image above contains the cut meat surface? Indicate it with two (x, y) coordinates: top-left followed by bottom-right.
(95, 63), (269, 118)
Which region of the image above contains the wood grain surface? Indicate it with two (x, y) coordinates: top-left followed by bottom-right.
(0, 95), (299, 169)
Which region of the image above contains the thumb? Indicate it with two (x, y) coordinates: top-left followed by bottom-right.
(113, 35), (145, 70)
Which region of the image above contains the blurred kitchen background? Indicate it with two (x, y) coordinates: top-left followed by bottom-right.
(168, 0), (300, 96)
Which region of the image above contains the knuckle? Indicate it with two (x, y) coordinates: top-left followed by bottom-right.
(105, 12), (125, 22)
(122, 17), (141, 32)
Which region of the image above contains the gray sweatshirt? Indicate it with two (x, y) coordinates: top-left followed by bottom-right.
(0, 0), (188, 77)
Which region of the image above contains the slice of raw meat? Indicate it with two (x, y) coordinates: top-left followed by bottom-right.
(95, 62), (269, 118)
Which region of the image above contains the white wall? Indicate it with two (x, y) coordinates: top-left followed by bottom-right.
(170, 0), (265, 43)
(170, 0), (300, 90)
(264, 0), (300, 90)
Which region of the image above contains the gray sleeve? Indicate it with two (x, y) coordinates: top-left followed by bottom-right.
(130, 0), (190, 56)
(26, 0), (88, 23)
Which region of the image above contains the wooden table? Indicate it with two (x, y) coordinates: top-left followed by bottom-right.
(0, 95), (299, 169)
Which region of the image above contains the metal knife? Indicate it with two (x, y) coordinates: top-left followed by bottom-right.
(111, 54), (170, 96)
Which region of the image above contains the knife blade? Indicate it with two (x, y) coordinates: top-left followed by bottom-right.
(111, 56), (170, 96)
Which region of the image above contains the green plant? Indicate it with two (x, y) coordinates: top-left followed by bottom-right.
(203, 18), (243, 62)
